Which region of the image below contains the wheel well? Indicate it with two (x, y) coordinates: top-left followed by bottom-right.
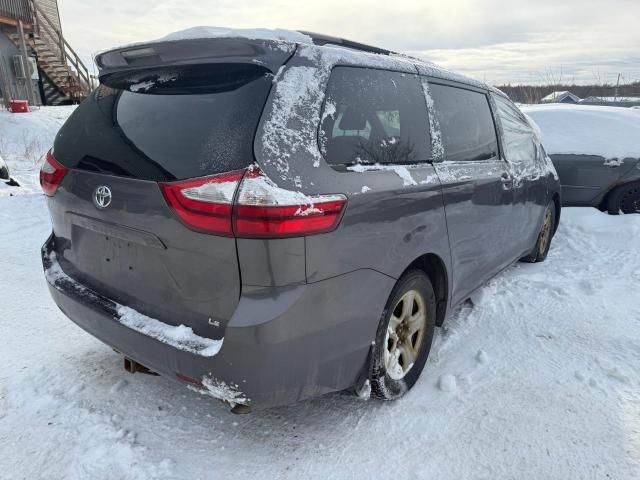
(552, 193), (561, 233)
(403, 254), (448, 326)
(598, 179), (640, 211)
(597, 184), (617, 211)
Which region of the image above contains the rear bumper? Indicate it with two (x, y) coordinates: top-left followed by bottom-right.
(42, 234), (395, 409)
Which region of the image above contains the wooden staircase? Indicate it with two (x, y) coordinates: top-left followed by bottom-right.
(4, 0), (95, 104)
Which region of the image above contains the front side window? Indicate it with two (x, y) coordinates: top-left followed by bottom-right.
(319, 67), (430, 166)
(492, 93), (537, 164)
(428, 83), (499, 162)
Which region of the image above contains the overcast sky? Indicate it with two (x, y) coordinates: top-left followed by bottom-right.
(58, 0), (640, 85)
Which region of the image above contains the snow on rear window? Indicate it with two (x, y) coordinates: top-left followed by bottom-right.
(257, 42), (496, 193)
(261, 65), (325, 175)
(258, 44), (422, 186)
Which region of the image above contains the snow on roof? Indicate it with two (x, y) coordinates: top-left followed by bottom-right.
(580, 96), (640, 103)
(158, 26), (313, 44)
(522, 104), (640, 159)
(541, 91), (581, 103)
(104, 26), (313, 55)
(111, 26), (489, 90)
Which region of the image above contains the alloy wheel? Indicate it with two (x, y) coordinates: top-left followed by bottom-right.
(620, 186), (640, 213)
(539, 207), (553, 255)
(384, 289), (427, 380)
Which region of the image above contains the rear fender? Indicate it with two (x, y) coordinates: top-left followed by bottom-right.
(594, 159), (640, 208)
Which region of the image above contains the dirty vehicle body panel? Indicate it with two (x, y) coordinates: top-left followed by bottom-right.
(42, 34), (560, 408)
(523, 106), (640, 208)
(547, 153), (640, 206)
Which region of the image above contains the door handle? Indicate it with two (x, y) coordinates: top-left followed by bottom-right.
(500, 173), (513, 190)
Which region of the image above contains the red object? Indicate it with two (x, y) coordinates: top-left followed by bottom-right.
(175, 372), (203, 386)
(10, 100), (29, 113)
(234, 200), (345, 238)
(40, 149), (69, 196)
(160, 170), (244, 237)
(160, 167), (347, 238)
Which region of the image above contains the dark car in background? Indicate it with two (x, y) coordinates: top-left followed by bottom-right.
(40, 30), (561, 411)
(524, 104), (640, 214)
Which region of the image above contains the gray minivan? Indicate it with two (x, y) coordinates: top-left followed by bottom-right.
(41, 31), (561, 411)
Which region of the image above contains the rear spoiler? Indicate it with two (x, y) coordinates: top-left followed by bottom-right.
(95, 37), (297, 82)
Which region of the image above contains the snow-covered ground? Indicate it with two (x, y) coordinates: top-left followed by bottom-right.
(0, 106), (76, 196)
(1, 107), (640, 479)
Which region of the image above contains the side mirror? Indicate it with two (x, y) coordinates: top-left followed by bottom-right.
(0, 156), (9, 180)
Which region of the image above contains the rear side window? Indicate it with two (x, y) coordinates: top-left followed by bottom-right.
(53, 64), (272, 181)
(428, 83), (499, 162)
(319, 67), (430, 166)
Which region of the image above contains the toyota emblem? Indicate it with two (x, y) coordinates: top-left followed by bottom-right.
(94, 185), (112, 209)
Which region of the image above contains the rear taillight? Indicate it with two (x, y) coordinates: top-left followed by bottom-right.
(160, 167), (347, 238)
(40, 149), (69, 196)
(234, 169), (346, 238)
(160, 170), (244, 236)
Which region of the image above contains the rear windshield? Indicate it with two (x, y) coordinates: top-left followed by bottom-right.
(53, 64), (273, 181)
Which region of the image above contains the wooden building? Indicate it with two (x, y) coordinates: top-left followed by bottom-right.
(0, 0), (94, 106)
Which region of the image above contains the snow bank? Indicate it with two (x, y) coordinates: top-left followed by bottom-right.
(0, 105), (75, 196)
(0, 106), (74, 155)
(522, 104), (640, 160)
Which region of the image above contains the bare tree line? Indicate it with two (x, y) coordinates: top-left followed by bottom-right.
(496, 70), (640, 104)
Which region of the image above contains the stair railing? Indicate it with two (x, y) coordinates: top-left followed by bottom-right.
(27, 0), (95, 97)
(0, 0), (32, 25)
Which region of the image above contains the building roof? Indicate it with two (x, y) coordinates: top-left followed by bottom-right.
(541, 91), (581, 103)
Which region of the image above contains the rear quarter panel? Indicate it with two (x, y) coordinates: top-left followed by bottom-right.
(252, 46), (453, 295)
(304, 169), (450, 284)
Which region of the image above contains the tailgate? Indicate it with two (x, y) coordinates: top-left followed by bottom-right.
(48, 171), (239, 338)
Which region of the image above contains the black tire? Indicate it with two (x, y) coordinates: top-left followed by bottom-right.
(521, 201), (556, 263)
(370, 269), (436, 400)
(606, 181), (640, 215)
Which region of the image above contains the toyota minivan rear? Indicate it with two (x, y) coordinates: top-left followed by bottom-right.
(42, 35), (387, 410)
